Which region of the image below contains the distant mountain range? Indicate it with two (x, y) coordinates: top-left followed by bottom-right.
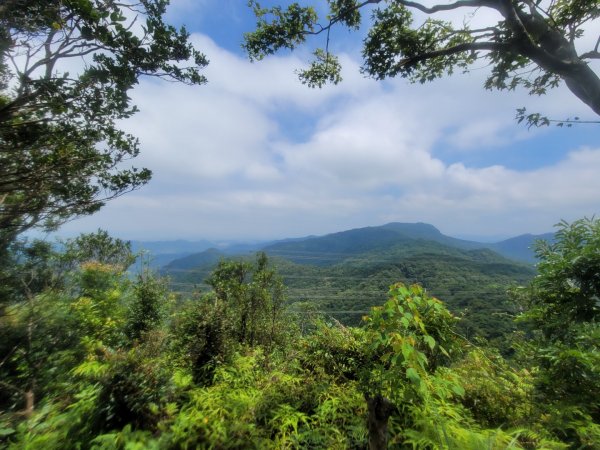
(262, 222), (553, 265)
(130, 239), (265, 269)
(141, 222), (552, 270)
(155, 222), (553, 341)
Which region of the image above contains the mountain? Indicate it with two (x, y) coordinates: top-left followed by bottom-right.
(262, 226), (413, 266)
(130, 239), (216, 269)
(380, 222), (483, 250)
(131, 239), (273, 269)
(162, 248), (224, 273)
(489, 233), (555, 263)
(262, 222), (548, 265)
(275, 242), (535, 340)
(163, 222), (540, 341)
(130, 239), (214, 255)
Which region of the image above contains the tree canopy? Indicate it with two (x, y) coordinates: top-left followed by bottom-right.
(0, 0), (207, 247)
(244, 0), (600, 119)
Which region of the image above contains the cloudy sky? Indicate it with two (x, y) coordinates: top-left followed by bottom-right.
(59, 0), (600, 242)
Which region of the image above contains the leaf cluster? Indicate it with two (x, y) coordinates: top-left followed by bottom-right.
(2, 226), (598, 449)
(244, 0), (600, 118)
(0, 0), (208, 246)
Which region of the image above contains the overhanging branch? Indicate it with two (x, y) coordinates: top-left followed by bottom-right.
(396, 0), (497, 14)
(398, 41), (512, 67)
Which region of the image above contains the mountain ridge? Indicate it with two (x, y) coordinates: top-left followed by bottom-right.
(161, 223), (540, 340)
(261, 222), (551, 265)
(137, 222), (553, 269)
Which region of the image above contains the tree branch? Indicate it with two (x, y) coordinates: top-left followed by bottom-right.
(398, 41), (512, 68)
(581, 35), (600, 59)
(396, 0), (496, 14)
(580, 50), (600, 60)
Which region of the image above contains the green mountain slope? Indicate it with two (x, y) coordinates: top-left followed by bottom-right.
(489, 232), (555, 263)
(275, 242), (534, 340)
(262, 222), (549, 265)
(164, 227), (535, 341)
(262, 226), (410, 266)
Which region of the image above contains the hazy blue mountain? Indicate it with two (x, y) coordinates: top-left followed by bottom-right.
(130, 239), (215, 268)
(162, 248), (224, 272)
(130, 239), (214, 255)
(488, 232), (554, 263)
(153, 222), (553, 274)
(143, 252), (194, 269)
(220, 241), (269, 255)
(132, 239), (271, 267)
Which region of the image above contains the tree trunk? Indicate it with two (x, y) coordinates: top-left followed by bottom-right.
(562, 64), (600, 117)
(24, 390), (34, 418)
(501, 0), (600, 117)
(365, 393), (395, 450)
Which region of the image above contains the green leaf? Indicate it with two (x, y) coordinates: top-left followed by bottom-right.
(406, 367), (421, 385)
(401, 341), (414, 361)
(423, 335), (436, 350)
(0, 427), (15, 437)
(451, 384), (465, 397)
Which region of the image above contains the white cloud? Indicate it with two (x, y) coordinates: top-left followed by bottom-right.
(126, 83), (277, 180)
(59, 30), (600, 241)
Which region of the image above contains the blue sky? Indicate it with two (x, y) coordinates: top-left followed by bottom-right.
(59, 0), (600, 242)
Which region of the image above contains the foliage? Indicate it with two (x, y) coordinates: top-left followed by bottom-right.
(0, 0), (208, 246)
(514, 217), (600, 447)
(244, 0), (600, 120)
(0, 289), (80, 413)
(61, 230), (136, 272)
(162, 350), (368, 449)
(2, 227), (596, 449)
(0, 238), (61, 306)
(170, 295), (231, 385)
(0, 236), (137, 417)
(167, 239), (535, 343)
(206, 252), (287, 349)
(88, 347), (178, 433)
(125, 272), (168, 344)
(297, 319), (368, 382)
(453, 347), (534, 428)
(519, 218), (600, 339)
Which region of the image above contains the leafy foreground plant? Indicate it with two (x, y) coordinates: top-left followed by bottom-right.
(3, 229), (596, 449)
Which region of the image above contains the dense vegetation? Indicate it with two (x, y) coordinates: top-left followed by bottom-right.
(1, 1), (599, 448)
(0, 218), (598, 449)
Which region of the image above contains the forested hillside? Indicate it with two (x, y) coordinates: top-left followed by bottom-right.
(165, 223), (537, 341)
(1, 219), (599, 449)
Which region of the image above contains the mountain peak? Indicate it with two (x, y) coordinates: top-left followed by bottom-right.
(381, 222), (442, 236)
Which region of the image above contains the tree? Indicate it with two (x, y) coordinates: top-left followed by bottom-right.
(361, 283), (463, 449)
(0, 0), (208, 247)
(514, 217), (600, 446)
(206, 252), (286, 348)
(61, 229), (136, 272)
(125, 271), (168, 343)
(0, 232), (136, 418)
(244, 0), (600, 119)
(518, 217), (600, 339)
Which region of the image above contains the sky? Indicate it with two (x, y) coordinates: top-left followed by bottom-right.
(58, 0), (600, 242)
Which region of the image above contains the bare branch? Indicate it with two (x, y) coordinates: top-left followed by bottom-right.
(398, 41), (512, 68)
(580, 34), (600, 59)
(396, 0), (497, 14)
(580, 51), (600, 60)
